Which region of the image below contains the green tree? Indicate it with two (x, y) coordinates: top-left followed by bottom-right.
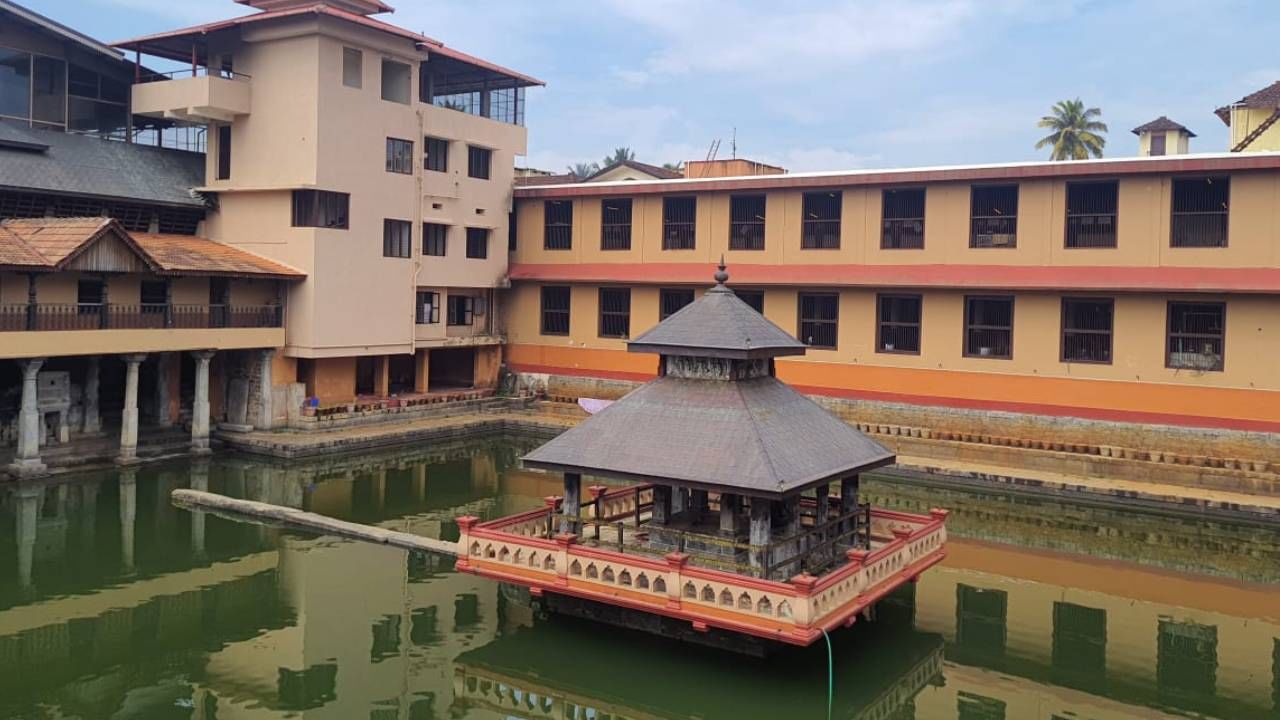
(567, 162), (600, 179)
(601, 146), (636, 167)
(662, 161), (684, 172)
(1036, 99), (1107, 160)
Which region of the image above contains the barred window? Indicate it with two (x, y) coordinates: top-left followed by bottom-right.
(465, 227), (489, 259)
(798, 292), (838, 349)
(386, 137), (413, 174)
(544, 200), (572, 250)
(801, 191), (841, 249)
(1171, 176), (1228, 248)
(467, 145), (491, 180)
(1061, 298), (1113, 363)
(415, 291), (439, 324)
(424, 136), (449, 172)
(1167, 302), (1224, 371)
(447, 295), (475, 326)
(601, 198), (632, 250)
(876, 294), (921, 354)
(735, 289), (764, 314)
(382, 219), (412, 258)
(882, 188), (925, 249)
(970, 185), (1018, 248)
(659, 288), (694, 320)
(729, 195), (766, 250)
(662, 197), (696, 250)
(423, 223), (447, 256)
(540, 286), (570, 335)
(598, 288), (631, 338)
(964, 296), (1013, 359)
(291, 190), (349, 229)
(1065, 181), (1117, 248)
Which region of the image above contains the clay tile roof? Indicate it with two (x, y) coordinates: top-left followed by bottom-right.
(0, 224), (49, 270)
(131, 233), (304, 279)
(515, 173), (581, 187)
(585, 159), (684, 182)
(1, 217), (123, 266)
(1131, 116), (1196, 137)
(1215, 80), (1280, 125)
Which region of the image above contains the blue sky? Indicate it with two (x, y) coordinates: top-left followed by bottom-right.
(27, 0), (1280, 173)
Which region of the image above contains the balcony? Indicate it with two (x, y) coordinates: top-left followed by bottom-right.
(132, 70), (251, 124)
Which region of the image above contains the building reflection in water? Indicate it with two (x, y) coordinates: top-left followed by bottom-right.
(0, 434), (1276, 719)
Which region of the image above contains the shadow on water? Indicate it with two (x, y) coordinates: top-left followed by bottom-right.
(0, 431), (1276, 719)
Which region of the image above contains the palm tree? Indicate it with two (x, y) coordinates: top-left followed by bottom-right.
(1036, 99), (1107, 160)
(567, 162), (599, 179)
(601, 147), (636, 167)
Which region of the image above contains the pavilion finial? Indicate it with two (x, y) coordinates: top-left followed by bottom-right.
(714, 256), (729, 285)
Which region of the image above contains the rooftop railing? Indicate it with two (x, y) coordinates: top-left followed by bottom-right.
(137, 67), (253, 84)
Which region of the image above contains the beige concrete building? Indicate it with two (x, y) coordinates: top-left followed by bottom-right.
(119, 0), (542, 405)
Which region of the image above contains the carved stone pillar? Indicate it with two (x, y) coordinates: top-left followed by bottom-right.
(9, 358), (46, 478)
(191, 350), (215, 454)
(117, 354), (146, 464)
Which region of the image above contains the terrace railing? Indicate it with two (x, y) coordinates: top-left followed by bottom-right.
(0, 303), (282, 332)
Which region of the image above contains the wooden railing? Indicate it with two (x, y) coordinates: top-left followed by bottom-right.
(0, 303), (282, 331)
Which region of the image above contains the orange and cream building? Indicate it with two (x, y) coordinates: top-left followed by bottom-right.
(505, 151), (1280, 459)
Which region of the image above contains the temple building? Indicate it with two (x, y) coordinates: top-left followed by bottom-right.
(457, 266), (948, 649)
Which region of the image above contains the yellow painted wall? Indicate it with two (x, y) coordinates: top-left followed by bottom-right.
(1228, 107), (1280, 151)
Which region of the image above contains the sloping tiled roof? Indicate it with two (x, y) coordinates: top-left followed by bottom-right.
(0, 126), (205, 208)
(629, 274), (806, 360)
(0, 0), (124, 62)
(0, 217), (304, 279)
(585, 159), (683, 182)
(0, 122), (51, 151)
(1131, 116), (1196, 137)
(1215, 80), (1280, 125)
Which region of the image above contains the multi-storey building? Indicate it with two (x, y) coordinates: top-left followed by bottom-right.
(117, 0), (540, 403)
(506, 151), (1280, 459)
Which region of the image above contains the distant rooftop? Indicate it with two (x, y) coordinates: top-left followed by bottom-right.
(1215, 79), (1280, 124)
(1131, 116), (1196, 137)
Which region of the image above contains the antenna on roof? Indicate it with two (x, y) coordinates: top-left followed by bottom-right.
(731, 127), (737, 159)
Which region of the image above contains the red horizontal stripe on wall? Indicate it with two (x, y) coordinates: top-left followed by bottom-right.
(509, 262), (1280, 294)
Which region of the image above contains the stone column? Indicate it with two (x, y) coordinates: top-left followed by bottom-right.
(82, 356), (101, 433)
(15, 484), (40, 589)
(719, 493), (739, 535)
(814, 483), (831, 559)
(255, 349), (274, 430)
(191, 350), (215, 454)
(154, 353), (172, 427)
(119, 469), (137, 572)
(9, 358), (47, 478)
(413, 349), (430, 394)
(190, 461), (209, 557)
(375, 355), (390, 398)
(117, 354), (146, 464)
(651, 485), (671, 525)
(560, 472), (581, 535)
(749, 498), (772, 576)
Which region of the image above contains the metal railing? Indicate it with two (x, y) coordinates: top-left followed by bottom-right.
(138, 67), (253, 83)
(0, 303), (281, 332)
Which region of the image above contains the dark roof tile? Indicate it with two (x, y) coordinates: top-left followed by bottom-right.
(1131, 115), (1195, 137)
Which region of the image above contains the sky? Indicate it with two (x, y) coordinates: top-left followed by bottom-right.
(26, 0), (1280, 173)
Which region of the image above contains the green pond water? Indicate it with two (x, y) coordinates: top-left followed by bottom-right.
(2, 433), (1278, 719)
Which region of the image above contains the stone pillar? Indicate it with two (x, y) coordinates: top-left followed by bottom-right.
(154, 353), (172, 427)
(413, 349), (430, 394)
(15, 485), (40, 589)
(117, 354), (146, 464)
(375, 355), (390, 398)
(814, 483), (831, 559)
(651, 485), (671, 525)
(560, 472), (581, 535)
(82, 356), (101, 433)
(119, 469), (137, 572)
(191, 350), (215, 454)
(719, 493), (739, 535)
(190, 461), (209, 557)
(749, 498), (772, 576)
(255, 349), (275, 430)
(9, 358), (47, 478)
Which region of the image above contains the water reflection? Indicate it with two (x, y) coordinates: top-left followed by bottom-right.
(0, 434), (1276, 719)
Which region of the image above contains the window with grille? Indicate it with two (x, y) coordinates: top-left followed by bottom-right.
(877, 294), (921, 354)
(291, 190), (349, 229)
(1167, 302), (1224, 371)
(659, 288), (694, 320)
(415, 291), (439, 324)
(798, 292), (838, 349)
(447, 295), (474, 326)
(1157, 619), (1218, 701)
(964, 296), (1013, 358)
(801, 191), (841, 249)
(598, 287), (631, 338)
(970, 185), (1018, 248)
(1065, 181), (1117, 248)
(1171, 176), (1228, 248)
(735, 289), (764, 314)
(544, 200), (572, 250)
(729, 195), (766, 250)
(216, 125), (232, 180)
(956, 584), (1008, 661)
(540, 286), (570, 335)
(424, 136), (449, 172)
(662, 197), (696, 250)
(601, 198), (632, 250)
(467, 145), (491, 179)
(1061, 298), (1113, 363)
(465, 227), (489, 259)
(423, 223), (447, 256)
(1052, 602), (1107, 690)
(382, 219), (411, 258)
(386, 137), (413, 174)
(882, 188), (925, 249)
